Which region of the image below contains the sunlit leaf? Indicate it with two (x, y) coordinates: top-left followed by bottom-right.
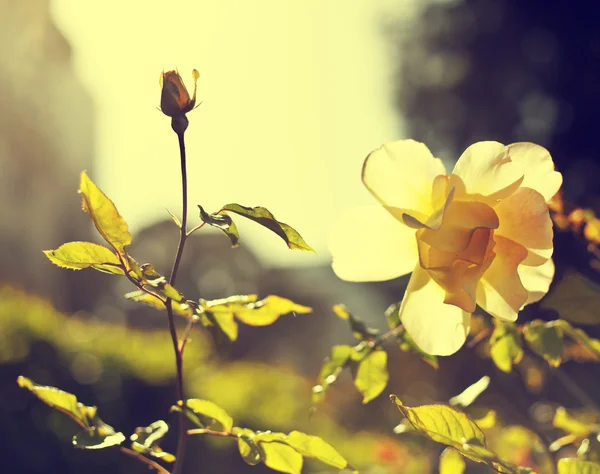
(469, 407), (497, 429)
(286, 431), (348, 470)
(558, 458), (600, 474)
(73, 428), (126, 450)
(43, 242), (124, 275)
(523, 320), (564, 367)
(234, 428), (262, 466)
(200, 295), (312, 335)
(542, 271), (600, 325)
(352, 348), (389, 404)
(139, 264), (185, 302)
(130, 420), (175, 463)
(312, 345), (353, 405)
(254, 434), (303, 474)
(173, 399), (233, 432)
(449, 376), (490, 408)
(391, 396), (531, 473)
(124, 290), (196, 319)
(219, 203), (314, 252)
(166, 208), (181, 228)
(439, 447), (466, 474)
(79, 171), (131, 254)
(553, 407), (598, 438)
(198, 205), (240, 247)
(18, 376), (95, 428)
(489, 320), (523, 373)
(386, 303), (438, 368)
(18, 376), (125, 450)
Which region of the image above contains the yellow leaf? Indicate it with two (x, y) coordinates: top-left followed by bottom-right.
(44, 241), (124, 275)
(80, 172), (132, 254)
(439, 447), (466, 474)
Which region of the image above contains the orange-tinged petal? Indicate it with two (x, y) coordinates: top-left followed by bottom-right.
(329, 206), (418, 282)
(399, 265), (471, 356)
(362, 140), (446, 225)
(506, 143), (563, 202)
(450, 141), (524, 204)
(421, 228), (495, 312)
(519, 258), (555, 304)
(476, 236), (528, 321)
(418, 200), (499, 253)
(494, 187), (553, 266)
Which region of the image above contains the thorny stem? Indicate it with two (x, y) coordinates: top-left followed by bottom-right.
(119, 447), (170, 474)
(169, 130), (189, 474)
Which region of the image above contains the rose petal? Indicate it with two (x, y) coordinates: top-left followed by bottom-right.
(507, 143), (563, 202)
(476, 236), (528, 321)
(494, 187), (553, 266)
(450, 141), (524, 204)
(423, 228), (496, 312)
(362, 140), (446, 223)
(418, 200), (499, 253)
(329, 206), (418, 282)
(399, 265), (471, 356)
(519, 258), (555, 304)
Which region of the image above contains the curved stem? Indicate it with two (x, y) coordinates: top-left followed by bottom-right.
(119, 447), (170, 474)
(169, 130), (189, 474)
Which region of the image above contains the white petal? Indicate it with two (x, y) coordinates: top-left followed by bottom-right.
(451, 141), (524, 202)
(519, 258), (555, 304)
(507, 143), (563, 202)
(399, 265), (471, 356)
(362, 140), (446, 222)
(329, 206), (418, 282)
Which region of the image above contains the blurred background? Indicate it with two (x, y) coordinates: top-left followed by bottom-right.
(1, 0), (600, 472)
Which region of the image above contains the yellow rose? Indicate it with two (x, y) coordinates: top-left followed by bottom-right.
(160, 69), (200, 118)
(330, 140), (562, 356)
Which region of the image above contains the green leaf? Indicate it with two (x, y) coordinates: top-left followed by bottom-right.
(558, 458), (600, 474)
(219, 203), (314, 252)
(312, 345), (353, 405)
(198, 205), (240, 247)
(449, 376), (491, 408)
(173, 399), (233, 432)
(468, 407), (497, 429)
(333, 304), (379, 341)
(352, 348), (389, 404)
(489, 320), (523, 373)
(199, 295), (312, 340)
(286, 431), (347, 470)
(439, 447), (466, 474)
(18, 376), (95, 428)
(18, 376), (125, 450)
(79, 171), (131, 254)
(542, 271), (600, 325)
(130, 420), (175, 463)
(234, 428), (262, 466)
(138, 264), (185, 302)
(124, 290), (197, 319)
(523, 320), (564, 367)
(73, 428), (126, 450)
(43, 242), (124, 275)
(386, 303), (438, 368)
(391, 396), (532, 473)
(257, 439), (303, 474)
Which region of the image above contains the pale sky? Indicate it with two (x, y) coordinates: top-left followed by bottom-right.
(50, 0), (421, 267)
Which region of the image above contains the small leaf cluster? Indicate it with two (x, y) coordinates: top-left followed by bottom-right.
(175, 399), (354, 474)
(312, 303), (437, 407)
